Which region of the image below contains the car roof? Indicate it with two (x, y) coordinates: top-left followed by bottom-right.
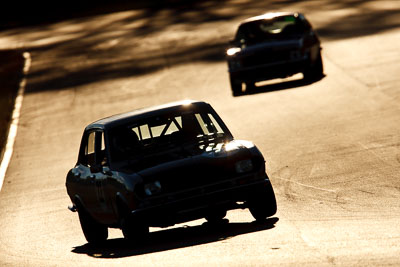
(241, 12), (300, 25)
(85, 100), (211, 131)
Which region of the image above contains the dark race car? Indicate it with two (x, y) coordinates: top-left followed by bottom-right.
(226, 12), (323, 95)
(66, 100), (277, 244)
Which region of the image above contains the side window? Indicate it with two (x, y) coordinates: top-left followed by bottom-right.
(99, 132), (107, 166)
(86, 132), (95, 155)
(83, 131), (107, 167)
(298, 14), (311, 31)
(85, 132), (96, 167)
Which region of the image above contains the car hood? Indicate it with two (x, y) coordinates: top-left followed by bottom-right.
(236, 38), (304, 56)
(137, 140), (253, 176)
(130, 140), (262, 193)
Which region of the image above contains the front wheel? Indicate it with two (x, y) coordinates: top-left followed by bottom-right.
(121, 215), (149, 242)
(245, 81), (255, 91)
(230, 75), (242, 96)
(205, 209), (227, 224)
(248, 181), (277, 221)
(77, 205), (108, 244)
(303, 51), (323, 81)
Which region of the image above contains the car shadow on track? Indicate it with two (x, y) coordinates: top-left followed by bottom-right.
(234, 75), (326, 97)
(71, 217), (279, 258)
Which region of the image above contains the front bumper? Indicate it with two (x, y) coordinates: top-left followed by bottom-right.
(229, 55), (309, 82)
(131, 173), (271, 227)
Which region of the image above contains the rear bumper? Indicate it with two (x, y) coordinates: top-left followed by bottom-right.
(131, 174), (271, 227)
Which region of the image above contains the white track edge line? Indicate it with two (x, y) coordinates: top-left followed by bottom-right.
(0, 52), (31, 192)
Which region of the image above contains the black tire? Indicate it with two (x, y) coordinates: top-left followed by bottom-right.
(205, 209), (227, 224)
(77, 205), (108, 244)
(121, 215), (149, 242)
(303, 51), (323, 81)
(230, 75), (242, 96)
(248, 181), (277, 221)
(245, 81), (255, 91)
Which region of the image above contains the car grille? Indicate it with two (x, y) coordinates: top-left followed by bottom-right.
(242, 49), (298, 67)
(136, 156), (264, 200)
(141, 163), (235, 195)
(139, 172), (262, 208)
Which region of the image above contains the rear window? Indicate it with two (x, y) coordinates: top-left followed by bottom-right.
(236, 15), (307, 44)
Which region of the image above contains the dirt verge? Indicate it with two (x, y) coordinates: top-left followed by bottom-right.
(0, 50), (25, 163)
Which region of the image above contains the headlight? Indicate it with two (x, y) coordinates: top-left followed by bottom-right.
(226, 47), (241, 56)
(235, 159), (253, 173)
(144, 180), (162, 196)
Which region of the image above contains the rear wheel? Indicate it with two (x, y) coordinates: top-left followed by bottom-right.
(77, 204), (108, 244)
(248, 181), (277, 221)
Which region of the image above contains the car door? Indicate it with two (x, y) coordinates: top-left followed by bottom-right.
(76, 130), (98, 216)
(91, 130), (116, 222)
(80, 130), (113, 222)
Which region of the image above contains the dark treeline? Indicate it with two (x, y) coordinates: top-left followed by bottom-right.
(1, 0), (218, 29)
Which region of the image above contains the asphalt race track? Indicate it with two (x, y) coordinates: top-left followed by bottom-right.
(0, 1), (400, 266)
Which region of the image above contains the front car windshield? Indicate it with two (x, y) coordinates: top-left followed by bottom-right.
(236, 15), (308, 45)
(107, 109), (230, 167)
